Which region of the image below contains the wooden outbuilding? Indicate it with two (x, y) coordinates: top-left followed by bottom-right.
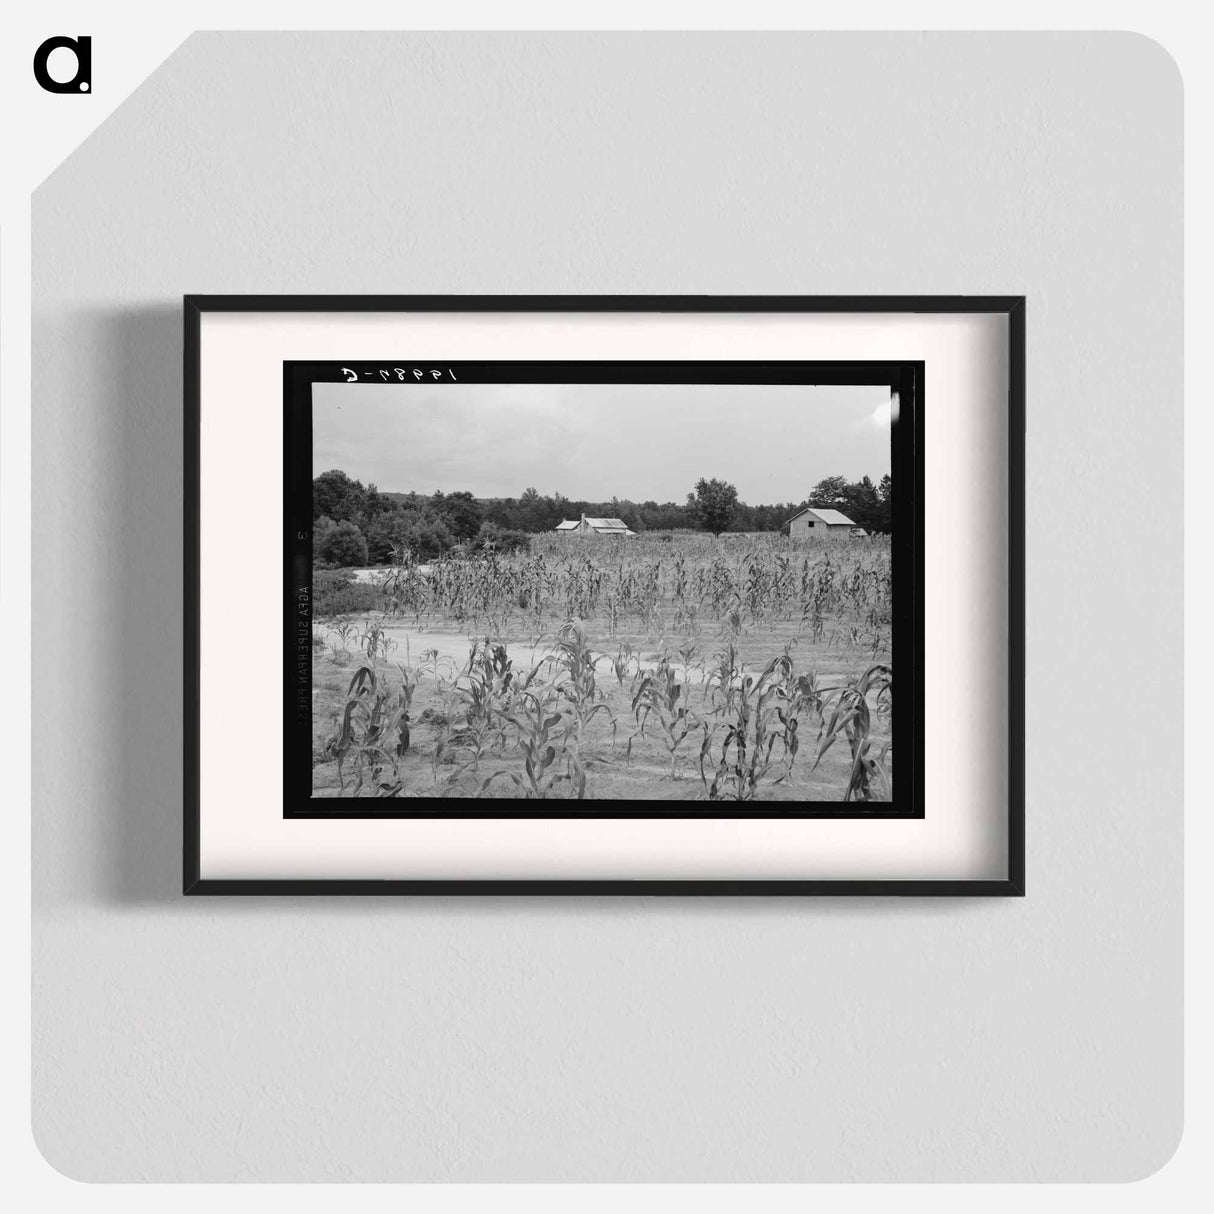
(786, 506), (861, 538)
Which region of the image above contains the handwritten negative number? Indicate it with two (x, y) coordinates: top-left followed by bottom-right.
(338, 367), (458, 383)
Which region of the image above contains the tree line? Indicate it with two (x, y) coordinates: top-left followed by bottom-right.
(312, 469), (893, 566)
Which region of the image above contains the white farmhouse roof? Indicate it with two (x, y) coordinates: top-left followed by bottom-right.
(554, 516), (636, 536)
(788, 507), (856, 527)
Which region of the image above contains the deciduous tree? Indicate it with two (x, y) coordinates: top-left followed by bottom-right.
(687, 478), (739, 536)
(314, 517), (369, 567)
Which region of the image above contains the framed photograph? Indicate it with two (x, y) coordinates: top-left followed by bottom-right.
(185, 296), (1023, 894)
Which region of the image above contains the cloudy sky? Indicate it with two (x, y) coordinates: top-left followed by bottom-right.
(312, 381), (891, 503)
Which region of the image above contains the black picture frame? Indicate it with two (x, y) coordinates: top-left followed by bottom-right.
(184, 295), (1025, 896)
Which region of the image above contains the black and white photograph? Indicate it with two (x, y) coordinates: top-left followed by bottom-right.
(285, 360), (921, 814)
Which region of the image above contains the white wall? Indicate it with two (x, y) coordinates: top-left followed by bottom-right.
(31, 32), (1182, 1181)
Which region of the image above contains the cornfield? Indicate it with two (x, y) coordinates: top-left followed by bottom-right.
(312, 533), (893, 802)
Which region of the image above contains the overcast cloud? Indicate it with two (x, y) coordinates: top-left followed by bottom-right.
(312, 381), (891, 503)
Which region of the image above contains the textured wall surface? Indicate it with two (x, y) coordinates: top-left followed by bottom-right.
(32, 33), (1182, 1181)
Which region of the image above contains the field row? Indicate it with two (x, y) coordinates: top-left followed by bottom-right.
(312, 620), (893, 803)
(323, 534), (892, 651)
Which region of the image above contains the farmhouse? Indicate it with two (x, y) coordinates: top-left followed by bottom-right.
(554, 514), (636, 537)
(787, 506), (861, 539)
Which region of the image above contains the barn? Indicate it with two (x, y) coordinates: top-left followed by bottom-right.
(786, 506), (860, 538)
(554, 514), (636, 537)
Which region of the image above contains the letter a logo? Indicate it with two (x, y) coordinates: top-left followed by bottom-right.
(33, 35), (92, 94)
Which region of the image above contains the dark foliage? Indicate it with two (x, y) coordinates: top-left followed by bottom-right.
(314, 517), (369, 567)
(687, 477), (740, 535)
(473, 522), (532, 553)
(311, 464), (894, 557)
(806, 474), (893, 534)
(312, 568), (382, 616)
